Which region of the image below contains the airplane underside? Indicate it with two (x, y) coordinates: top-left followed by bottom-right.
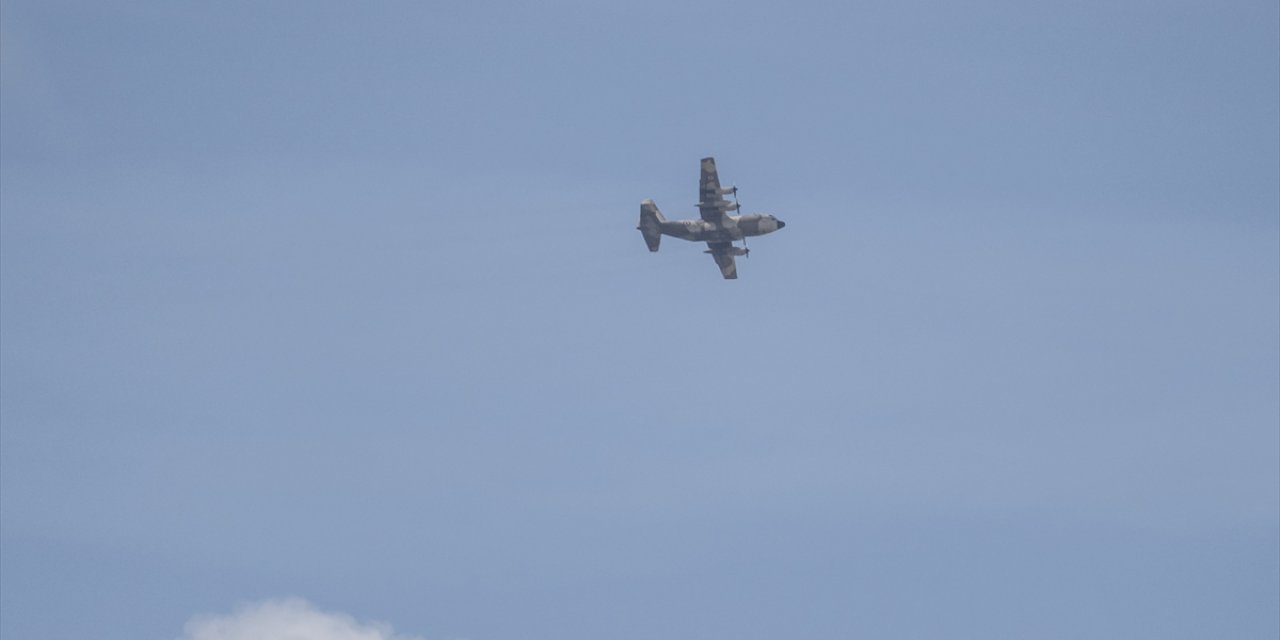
(637, 157), (785, 279)
(660, 223), (744, 244)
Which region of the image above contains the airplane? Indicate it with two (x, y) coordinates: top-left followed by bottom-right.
(637, 157), (786, 279)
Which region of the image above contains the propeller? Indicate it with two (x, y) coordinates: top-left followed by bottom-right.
(733, 188), (749, 257)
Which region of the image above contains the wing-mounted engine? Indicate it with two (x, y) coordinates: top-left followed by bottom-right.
(696, 199), (739, 212)
(704, 245), (749, 257)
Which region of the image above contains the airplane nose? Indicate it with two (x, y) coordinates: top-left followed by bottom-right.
(777, 220), (786, 229)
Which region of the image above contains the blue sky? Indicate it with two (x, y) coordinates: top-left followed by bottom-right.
(2, 2), (1277, 638)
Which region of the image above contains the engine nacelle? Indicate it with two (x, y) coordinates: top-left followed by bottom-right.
(704, 246), (749, 257)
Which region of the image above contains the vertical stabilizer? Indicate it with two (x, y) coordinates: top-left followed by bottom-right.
(637, 199), (665, 252)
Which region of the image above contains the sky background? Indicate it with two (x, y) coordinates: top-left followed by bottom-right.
(2, 1), (1278, 638)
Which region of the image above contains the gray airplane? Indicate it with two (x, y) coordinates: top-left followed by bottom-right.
(637, 157), (786, 279)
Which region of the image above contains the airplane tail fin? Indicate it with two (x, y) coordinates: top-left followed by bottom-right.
(638, 199), (665, 252)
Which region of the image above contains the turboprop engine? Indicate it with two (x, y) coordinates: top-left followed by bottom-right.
(704, 246), (749, 257)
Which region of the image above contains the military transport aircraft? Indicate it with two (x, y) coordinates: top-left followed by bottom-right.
(637, 157), (785, 279)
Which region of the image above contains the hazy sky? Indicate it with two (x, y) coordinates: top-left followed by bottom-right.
(2, 2), (1277, 638)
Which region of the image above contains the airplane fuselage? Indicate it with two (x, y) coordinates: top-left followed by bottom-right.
(659, 213), (785, 243)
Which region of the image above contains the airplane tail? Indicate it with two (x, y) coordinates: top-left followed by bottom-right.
(637, 199), (665, 252)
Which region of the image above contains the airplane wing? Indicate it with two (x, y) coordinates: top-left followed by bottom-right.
(698, 157), (739, 223)
(705, 241), (739, 279)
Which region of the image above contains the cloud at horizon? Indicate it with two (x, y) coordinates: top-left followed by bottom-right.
(180, 599), (427, 640)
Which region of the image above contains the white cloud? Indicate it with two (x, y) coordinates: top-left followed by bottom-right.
(180, 598), (425, 640)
